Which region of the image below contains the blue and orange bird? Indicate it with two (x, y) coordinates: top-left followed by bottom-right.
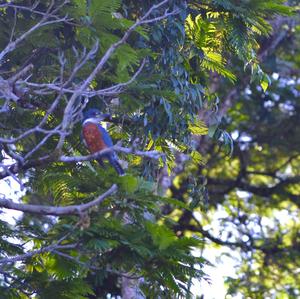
(82, 108), (125, 176)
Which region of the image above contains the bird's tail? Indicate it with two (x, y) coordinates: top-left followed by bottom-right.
(108, 155), (125, 176)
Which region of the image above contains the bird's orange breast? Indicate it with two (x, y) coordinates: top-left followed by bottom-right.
(82, 123), (107, 153)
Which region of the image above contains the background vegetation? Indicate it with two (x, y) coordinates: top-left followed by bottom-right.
(0, 0), (299, 298)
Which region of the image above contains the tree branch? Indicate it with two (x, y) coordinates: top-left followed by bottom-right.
(0, 1), (71, 63)
(0, 184), (117, 216)
(59, 145), (164, 163)
(58, 0), (180, 148)
(0, 144), (163, 180)
(0, 244), (76, 265)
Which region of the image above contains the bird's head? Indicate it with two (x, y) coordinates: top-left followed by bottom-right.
(82, 109), (110, 123)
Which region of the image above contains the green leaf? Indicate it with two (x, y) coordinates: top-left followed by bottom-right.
(119, 174), (138, 193)
(188, 120), (208, 135)
(190, 150), (205, 165)
(260, 74), (271, 92)
(146, 222), (176, 250)
(160, 197), (191, 210)
(208, 124), (218, 138)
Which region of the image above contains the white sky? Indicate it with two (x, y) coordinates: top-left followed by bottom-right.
(0, 177), (24, 224)
(191, 247), (239, 299)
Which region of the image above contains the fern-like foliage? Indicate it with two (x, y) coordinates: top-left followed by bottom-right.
(185, 0), (292, 85)
(0, 0), (294, 297)
(185, 14), (236, 82)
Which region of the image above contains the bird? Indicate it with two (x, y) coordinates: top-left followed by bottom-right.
(82, 108), (125, 176)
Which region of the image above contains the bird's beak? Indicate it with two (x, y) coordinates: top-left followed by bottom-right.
(96, 113), (111, 121)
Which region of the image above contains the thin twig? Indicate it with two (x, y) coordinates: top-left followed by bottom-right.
(57, 0), (179, 149)
(53, 250), (142, 279)
(0, 244), (76, 265)
(9, 7), (18, 43)
(25, 56), (144, 97)
(0, 1), (70, 63)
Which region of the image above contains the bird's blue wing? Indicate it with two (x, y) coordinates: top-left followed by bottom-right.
(96, 124), (125, 175)
(97, 124), (114, 147)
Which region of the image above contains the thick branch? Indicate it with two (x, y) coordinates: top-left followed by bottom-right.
(60, 145), (164, 163)
(0, 145), (163, 180)
(0, 184), (117, 216)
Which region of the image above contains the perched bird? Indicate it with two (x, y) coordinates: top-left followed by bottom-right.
(82, 108), (125, 176)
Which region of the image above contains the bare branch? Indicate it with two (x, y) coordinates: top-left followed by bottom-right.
(23, 127), (61, 160)
(140, 8), (180, 24)
(60, 145), (164, 163)
(0, 0), (173, 183)
(85, 58), (146, 97)
(0, 42), (100, 147)
(0, 244), (76, 265)
(0, 2), (73, 23)
(25, 57), (145, 97)
(0, 77), (19, 101)
(0, 1), (71, 64)
(2, 165), (25, 190)
(9, 63), (33, 84)
(9, 7), (17, 43)
(0, 184), (117, 216)
(0, 143), (164, 180)
(0, 92), (65, 144)
(58, 0), (180, 148)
